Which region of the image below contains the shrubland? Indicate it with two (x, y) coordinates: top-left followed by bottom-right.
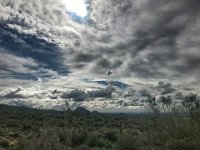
(0, 93), (200, 150)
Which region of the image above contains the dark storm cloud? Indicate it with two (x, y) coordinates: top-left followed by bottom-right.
(87, 87), (114, 98)
(61, 89), (87, 102)
(139, 89), (151, 97)
(60, 86), (115, 102)
(0, 88), (25, 99)
(74, 53), (95, 63)
(85, 0), (200, 80)
(156, 81), (176, 95)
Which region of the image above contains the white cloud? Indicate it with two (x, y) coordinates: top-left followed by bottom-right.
(0, 48), (38, 74)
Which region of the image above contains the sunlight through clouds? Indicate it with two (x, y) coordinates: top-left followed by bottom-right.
(61, 0), (87, 17)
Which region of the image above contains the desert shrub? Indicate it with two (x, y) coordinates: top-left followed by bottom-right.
(2, 104), (200, 150)
(15, 129), (67, 150)
(189, 108), (200, 121)
(168, 139), (200, 150)
(0, 129), (3, 136)
(9, 132), (20, 138)
(57, 131), (68, 144)
(14, 139), (26, 150)
(71, 129), (88, 146)
(115, 134), (138, 150)
(6, 119), (19, 128)
(0, 138), (9, 148)
(84, 132), (106, 148)
(104, 130), (118, 142)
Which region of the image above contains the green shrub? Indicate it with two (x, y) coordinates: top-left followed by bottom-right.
(168, 139), (200, 150)
(71, 130), (88, 146)
(15, 129), (67, 150)
(115, 134), (138, 150)
(0, 138), (9, 148)
(10, 132), (20, 138)
(85, 132), (106, 148)
(104, 130), (118, 142)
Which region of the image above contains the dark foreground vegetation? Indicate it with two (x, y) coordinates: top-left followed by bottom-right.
(0, 101), (200, 150)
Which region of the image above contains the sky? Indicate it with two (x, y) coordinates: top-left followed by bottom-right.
(0, 0), (200, 112)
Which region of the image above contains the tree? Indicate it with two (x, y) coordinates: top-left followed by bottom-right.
(159, 95), (172, 112)
(182, 93), (198, 112)
(146, 95), (159, 114)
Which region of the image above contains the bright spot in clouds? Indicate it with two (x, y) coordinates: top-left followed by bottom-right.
(61, 0), (87, 17)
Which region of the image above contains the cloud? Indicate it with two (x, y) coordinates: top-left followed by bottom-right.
(156, 81), (176, 95)
(0, 48), (61, 84)
(0, 87), (25, 99)
(2, 0), (200, 81)
(61, 89), (87, 102)
(88, 85), (115, 98)
(0, 48), (37, 73)
(60, 84), (115, 102)
(139, 88), (151, 97)
(81, 0), (200, 80)
(0, 0), (200, 110)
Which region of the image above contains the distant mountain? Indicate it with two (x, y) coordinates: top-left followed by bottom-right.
(92, 110), (100, 115)
(66, 108), (73, 113)
(74, 107), (91, 114)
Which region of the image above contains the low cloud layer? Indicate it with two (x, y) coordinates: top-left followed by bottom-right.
(0, 80), (192, 111)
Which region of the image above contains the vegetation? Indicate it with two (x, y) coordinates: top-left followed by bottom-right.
(0, 93), (200, 150)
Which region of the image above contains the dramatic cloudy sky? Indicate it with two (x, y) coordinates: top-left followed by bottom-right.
(0, 0), (200, 112)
